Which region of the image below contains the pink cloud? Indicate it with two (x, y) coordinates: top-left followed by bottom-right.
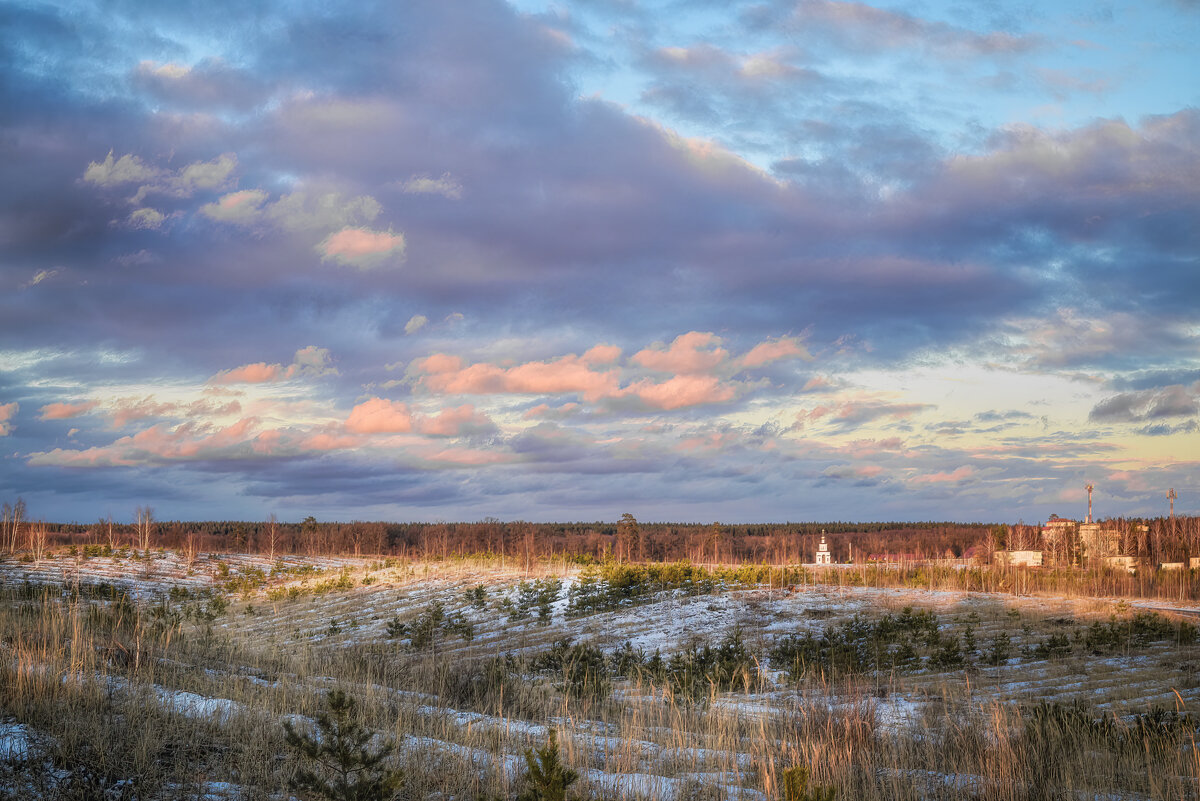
(319, 227), (405, 267)
(505, 359), (621, 400)
(676, 431), (740, 452)
(39, 400), (99, 420)
(344, 398), (414, 434)
(626, 374), (737, 410)
(416, 355), (621, 402)
(210, 362), (290, 385)
(252, 429), (284, 455)
(802, 376), (836, 392)
(200, 189), (268, 223)
(0, 402), (17, 436)
(418, 447), (512, 466)
(208, 346), (334, 385)
(740, 336), (812, 368)
(523, 403), (551, 420)
(581, 344), (622, 365)
(522, 402), (580, 420)
(632, 331), (728, 373)
(110, 396), (243, 428)
(912, 465), (976, 484)
(414, 353), (465, 374)
(300, 432), (361, 451)
(417, 404), (494, 437)
(28, 417), (262, 467)
(418, 362), (508, 394)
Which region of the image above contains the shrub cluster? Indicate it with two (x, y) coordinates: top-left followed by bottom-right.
(499, 578), (561, 625)
(528, 630), (760, 701)
(386, 600), (474, 651)
(768, 607), (944, 679)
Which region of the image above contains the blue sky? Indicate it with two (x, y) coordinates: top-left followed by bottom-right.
(1, 0), (1197, 524)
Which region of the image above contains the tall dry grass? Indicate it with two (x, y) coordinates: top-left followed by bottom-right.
(1, 560), (1198, 800)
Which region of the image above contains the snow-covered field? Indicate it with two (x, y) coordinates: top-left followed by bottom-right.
(2, 550), (1198, 799)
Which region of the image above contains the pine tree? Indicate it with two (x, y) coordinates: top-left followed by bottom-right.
(781, 765), (837, 801)
(283, 689), (404, 801)
(516, 730), (578, 801)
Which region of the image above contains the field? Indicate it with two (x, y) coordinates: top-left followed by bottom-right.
(2, 549), (1199, 800)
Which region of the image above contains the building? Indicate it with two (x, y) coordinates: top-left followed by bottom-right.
(994, 550), (1043, 567)
(815, 535), (832, 565)
(1079, 523), (1121, 560)
(1038, 515), (1078, 565)
(1103, 555), (1145, 573)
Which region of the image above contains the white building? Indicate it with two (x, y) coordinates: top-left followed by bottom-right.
(815, 534), (832, 565)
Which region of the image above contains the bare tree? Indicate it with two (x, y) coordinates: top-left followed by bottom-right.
(135, 506), (155, 555)
(103, 514), (117, 551)
(30, 523), (48, 562)
(183, 530), (199, 570)
(267, 513), (279, 563)
(2, 498), (25, 554)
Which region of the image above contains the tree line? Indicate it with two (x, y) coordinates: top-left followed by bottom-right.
(3, 500), (1195, 566)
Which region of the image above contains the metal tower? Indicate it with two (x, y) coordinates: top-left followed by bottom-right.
(1168, 488), (1177, 518)
(1085, 483), (1094, 524)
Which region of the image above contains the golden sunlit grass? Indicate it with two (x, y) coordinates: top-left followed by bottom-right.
(1, 550), (1198, 799)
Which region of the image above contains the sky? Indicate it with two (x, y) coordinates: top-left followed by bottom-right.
(1, 0), (1198, 525)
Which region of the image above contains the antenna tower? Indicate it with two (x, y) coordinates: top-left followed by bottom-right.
(1085, 483), (1094, 524)
(1167, 488), (1177, 518)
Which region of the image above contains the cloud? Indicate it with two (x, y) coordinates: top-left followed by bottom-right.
(292, 345), (334, 373)
(416, 404), (496, 436)
(131, 58), (269, 112)
(412, 334), (761, 410)
(0, 403), (17, 436)
(200, 189), (382, 234)
(28, 417), (262, 467)
(209, 362), (291, 384)
(344, 398), (414, 434)
(4, 0), (1197, 522)
(108, 397), (243, 429)
(1089, 384), (1199, 422)
(912, 465), (976, 484)
(400, 173), (463, 199)
(789, 0), (1038, 58)
(82, 152), (159, 187)
(415, 353), (622, 402)
(404, 315), (428, 335)
(39, 400), (98, 420)
(83, 151), (238, 205)
(208, 346), (336, 385)
(20, 269), (59, 289)
(632, 331), (728, 373)
(318, 227), (406, 268)
(798, 397), (934, 431)
(625, 374), (738, 410)
(1138, 420), (1199, 437)
(128, 207), (166, 229)
(199, 189), (269, 223)
(739, 336), (813, 368)
(999, 308), (1187, 371)
(581, 344), (622, 365)
(522, 402), (581, 421)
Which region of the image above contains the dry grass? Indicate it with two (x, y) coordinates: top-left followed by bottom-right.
(0, 550), (1198, 799)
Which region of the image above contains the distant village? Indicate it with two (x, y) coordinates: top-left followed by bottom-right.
(992, 485), (1199, 572)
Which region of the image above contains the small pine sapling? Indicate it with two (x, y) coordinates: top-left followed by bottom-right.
(781, 765), (837, 801)
(517, 730), (579, 801)
(283, 689), (404, 801)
